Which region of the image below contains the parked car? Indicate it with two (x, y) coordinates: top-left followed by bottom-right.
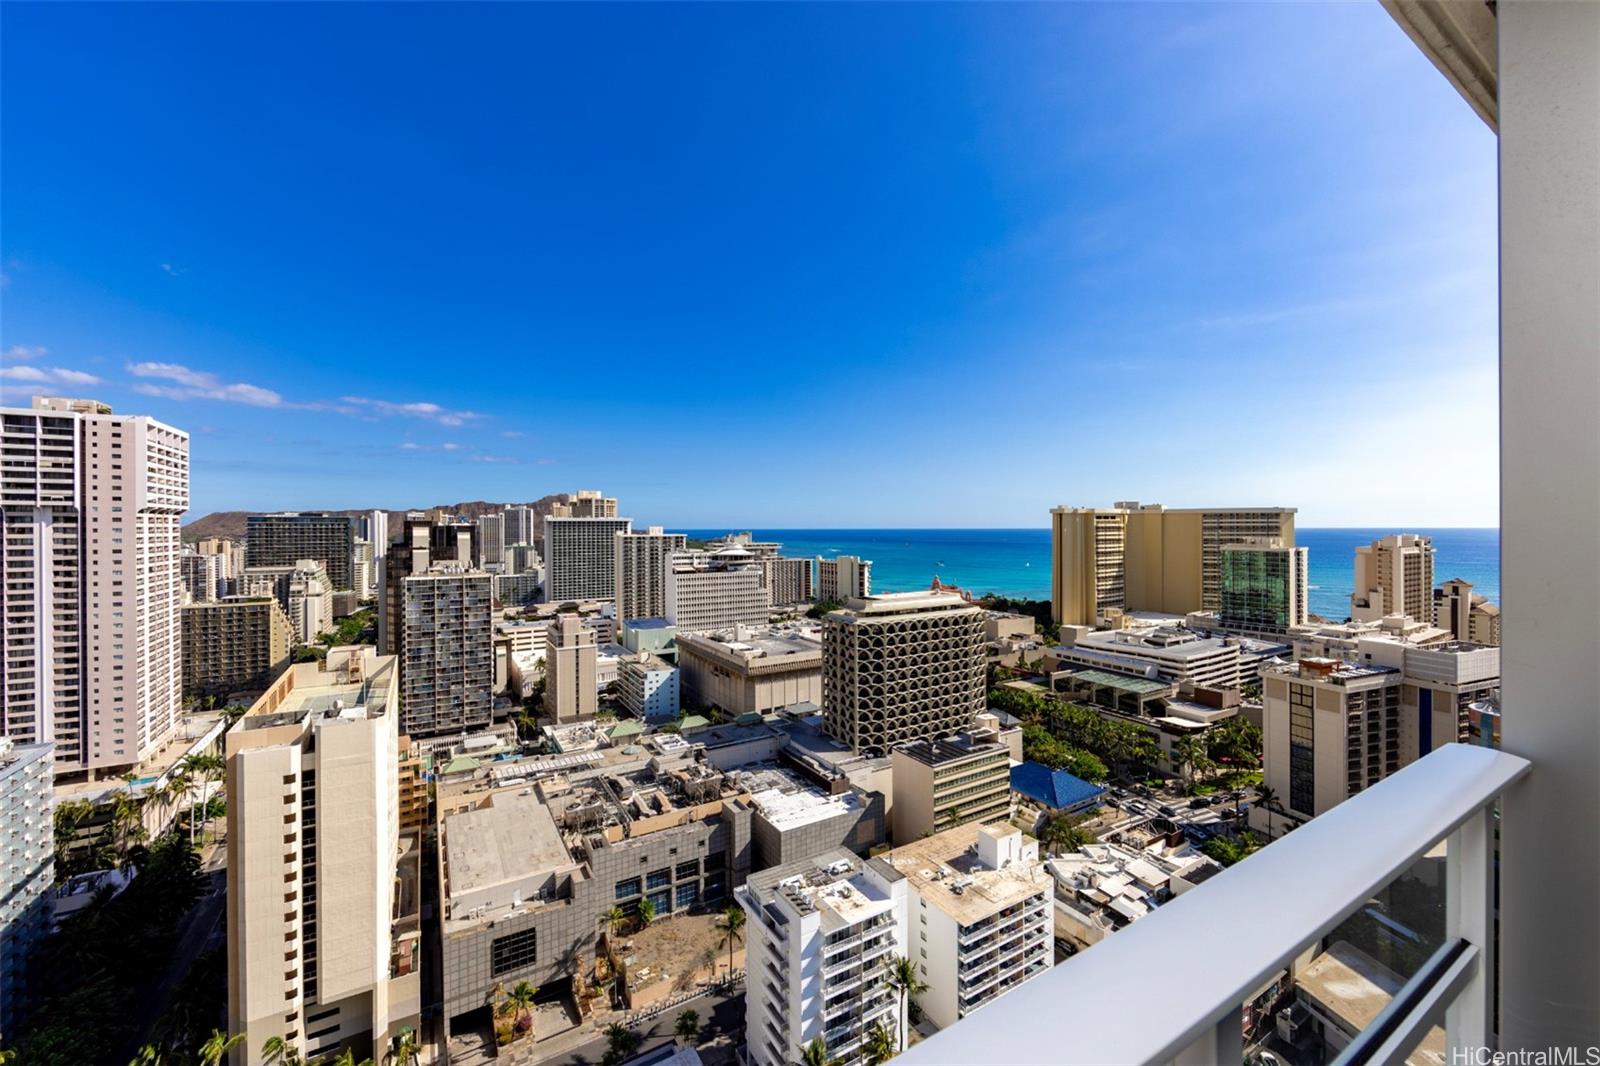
(1159, 804), (1177, 817)
(1188, 797), (1210, 809)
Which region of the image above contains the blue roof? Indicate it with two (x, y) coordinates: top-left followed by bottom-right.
(1010, 761), (1106, 810)
(624, 617), (674, 630)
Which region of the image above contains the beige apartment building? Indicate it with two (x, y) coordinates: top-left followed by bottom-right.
(1261, 658), (1402, 825)
(1050, 503), (1296, 627)
(675, 624), (824, 715)
(1, 396), (189, 776)
(665, 548), (770, 633)
(613, 525), (688, 622)
(181, 597), (294, 697)
(544, 613), (597, 722)
(548, 488), (618, 518)
(816, 555), (872, 603)
(1350, 533), (1435, 623)
(225, 647), (421, 1066)
(241, 559), (334, 644)
(822, 591), (987, 755)
(891, 718), (1015, 844)
(1434, 577), (1501, 646)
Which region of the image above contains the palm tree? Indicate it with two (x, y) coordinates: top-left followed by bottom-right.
(506, 979), (538, 1039)
(318, 1051), (374, 1066)
(603, 905), (627, 941)
(601, 1023), (640, 1066)
(674, 1008), (700, 1047)
(717, 904), (745, 979)
(262, 1035), (305, 1066)
(129, 1044), (166, 1066)
(179, 754), (213, 844)
(637, 897), (657, 928)
(382, 1030), (419, 1066)
(798, 1036), (842, 1066)
(197, 1030), (246, 1066)
(1255, 785), (1280, 837)
(863, 1021), (897, 1066)
(887, 956), (927, 1051)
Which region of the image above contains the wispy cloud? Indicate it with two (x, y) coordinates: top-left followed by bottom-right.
(469, 454), (520, 464)
(4, 345), (46, 361)
(342, 396), (480, 427)
(160, 263), (187, 277)
(0, 365), (104, 386)
(501, 430), (526, 439)
(128, 362), (284, 406)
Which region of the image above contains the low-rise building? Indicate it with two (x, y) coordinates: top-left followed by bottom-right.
(618, 653), (680, 721)
(739, 849), (906, 1066)
(890, 721), (1014, 844)
(493, 572), (542, 607)
(1009, 762), (1106, 820)
(1045, 838), (1222, 951)
(1047, 624), (1243, 690)
(676, 624), (824, 717)
(620, 617), (678, 659)
(181, 597), (294, 697)
(878, 825), (1054, 1031)
(744, 766), (885, 867)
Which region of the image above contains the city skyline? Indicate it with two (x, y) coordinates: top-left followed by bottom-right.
(2, 3), (1497, 526)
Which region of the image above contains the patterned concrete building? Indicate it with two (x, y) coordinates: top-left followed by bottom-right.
(822, 592), (987, 756)
(181, 597), (294, 697)
(245, 512), (357, 591)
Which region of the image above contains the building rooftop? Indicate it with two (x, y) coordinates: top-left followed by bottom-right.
(746, 774), (862, 830)
(831, 590), (978, 617)
(894, 731), (1009, 768)
(443, 789), (571, 910)
(1294, 940), (1445, 1057)
(881, 823), (1051, 925)
(1061, 668), (1174, 696)
(744, 848), (895, 927)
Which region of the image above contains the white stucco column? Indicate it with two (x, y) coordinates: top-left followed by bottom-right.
(1496, 0), (1600, 1050)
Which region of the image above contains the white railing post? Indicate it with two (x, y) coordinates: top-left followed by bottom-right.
(1445, 803), (1494, 1055)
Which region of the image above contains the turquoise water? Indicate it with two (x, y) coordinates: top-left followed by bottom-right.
(682, 528), (1500, 621)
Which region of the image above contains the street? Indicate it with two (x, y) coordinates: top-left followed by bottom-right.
(537, 985), (746, 1066)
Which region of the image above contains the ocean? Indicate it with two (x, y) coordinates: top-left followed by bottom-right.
(681, 527), (1501, 621)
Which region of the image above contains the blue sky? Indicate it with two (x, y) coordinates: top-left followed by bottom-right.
(0, 3), (1498, 528)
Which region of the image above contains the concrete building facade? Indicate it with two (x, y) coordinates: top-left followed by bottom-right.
(0, 397), (189, 775)
(548, 490), (618, 519)
(544, 614), (598, 722)
(181, 597), (294, 697)
(1350, 533), (1435, 623)
(816, 556), (871, 604)
(1434, 577), (1501, 646)
(617, 653), (679, 721)
(890, 723), (1014, 844)
(1050, 503), (1297, 627)
(739, 850), (906, 1066)
(1262, 658), (1402, 823)
(241, 560), (334, 645)
(614, 526), (688, 623)
(0, 738), (53, 1038)
(545, 516), (632, 604)
(676, 625), (823, 716)
(879, 824), (1053, 1031)
(666, 549), (769, 634)
(502, 506), (534, 548)
(182, 548), (226, 603)
(396, 569), (494, 737)
(246, 512), (357, 591)
(763, 557), (815, 608)
(475, 512), (504, 568)
(822, 592), (987, 756)
(225, 648), (421, 1066)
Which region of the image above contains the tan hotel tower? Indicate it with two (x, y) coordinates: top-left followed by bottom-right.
(1050, 502), (1296, 627)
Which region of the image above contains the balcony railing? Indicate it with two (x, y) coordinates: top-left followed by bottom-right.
(897, 744), (1530, 1065)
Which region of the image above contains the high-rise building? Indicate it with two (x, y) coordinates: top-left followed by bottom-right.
(548, 489), (617, 518)
(396, 568), (493, 737)
(181, 597), (294, 697)
(817, 555), (872, 603)
(1262, 657), (1402, 823)
(246, 512), (357, 591)
(879, 824), (1054, 1030)
(738, 849), (907, 1066)
(544, 515), (632, 603)
(1219, 538), (1310, 632)
(0, 738), (53, 1038)
(352, 539), (375, 599)
(240, 560), (334, 645)
(182, 547), (226, 603)
(379, 513), (477, 655)
(890, 722), (1015, 844)
(617, 653), (679, 720)
(614, 526), (688, 622)
(822, 592), (987, 755)
(502, 505), (535, 547)
(1049, 503), (1297, 627)
(475, 511), (504, 568)
(1, 396), (189, 775)
(763, 556), (814, 608)
(1350, 533), (1435, 623)
(225, 647), (420, 1065)
(1434, 577), (1502, 646)
(666, 548), (770, 633)
(193, 537), (246, 595)
(503, 542), (541, 577)
(675, 625), (823, 716)
(544, 613), (597, 722)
